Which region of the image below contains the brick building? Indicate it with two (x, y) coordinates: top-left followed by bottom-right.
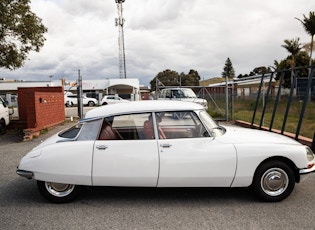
(17, 87), (65, 140)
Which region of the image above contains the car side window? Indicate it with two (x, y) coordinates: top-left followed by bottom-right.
(158, 111), (209, 139)
(165, 90), (171, 98)
(77, 119), (103, 141)
(98, 113), (153, 140)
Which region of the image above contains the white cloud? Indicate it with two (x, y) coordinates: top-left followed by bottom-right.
(1, 0), (314, 85)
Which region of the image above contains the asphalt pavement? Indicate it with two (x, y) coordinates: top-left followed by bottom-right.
(1, 118), (315, 229)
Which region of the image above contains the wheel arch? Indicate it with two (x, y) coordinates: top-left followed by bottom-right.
(253, 156), (300, 184)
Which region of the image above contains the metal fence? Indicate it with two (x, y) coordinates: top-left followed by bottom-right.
(251, 66), (315, 140)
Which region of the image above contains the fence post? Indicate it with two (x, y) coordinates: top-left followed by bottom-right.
(295, 67), (315, 140)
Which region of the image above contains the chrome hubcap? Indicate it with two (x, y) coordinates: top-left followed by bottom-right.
(261, 168), (288, 196)
(45, 182), (75, 197)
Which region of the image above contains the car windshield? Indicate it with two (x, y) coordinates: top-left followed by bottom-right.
(199, 110), (225, 137)
(182, 89), (197, 98)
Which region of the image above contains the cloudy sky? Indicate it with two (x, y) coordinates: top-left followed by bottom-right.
(1, 0), (314, 86)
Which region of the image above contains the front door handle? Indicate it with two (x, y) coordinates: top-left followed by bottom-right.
(96, 145), (108, 150)
(160, 143), (172, 148)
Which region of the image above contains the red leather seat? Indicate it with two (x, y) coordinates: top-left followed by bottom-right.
(99, 121), (122, 140)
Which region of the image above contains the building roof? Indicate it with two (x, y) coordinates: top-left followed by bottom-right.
(208, 74), (276, 88)
(0, 78), (140, 92)
(0, 81), (54, 91)
(64, 79), (139, 90)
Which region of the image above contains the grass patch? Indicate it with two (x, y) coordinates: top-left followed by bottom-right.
(40, 127), (49, 135)
(209, 97), (315, 139)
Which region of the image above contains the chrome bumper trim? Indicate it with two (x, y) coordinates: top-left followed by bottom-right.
(299, 165), (315, 175)
(16, 170), (33, 179)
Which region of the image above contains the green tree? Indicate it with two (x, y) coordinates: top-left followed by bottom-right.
(275, 51), (312, 88)
(296, 11), (315, 67)
(150, 69), (179, 91)
(237, 66), (271, 78)
(281, 38), (302, 92)
(237, 73), (249, 79)
(252, 66), (272, 75)
(281, 38), (302, 69)
(222, 57), (235, 78)
(150, 69), (201, 91)
(0, 0), (47, 70)
(181, 69), (200, 86)
(302, 42), (315, 54)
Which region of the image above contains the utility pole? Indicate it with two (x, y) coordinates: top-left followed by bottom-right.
(77, 69), (83, 118)
(115, 0), (127, 79)
(225, 75), (229, 121)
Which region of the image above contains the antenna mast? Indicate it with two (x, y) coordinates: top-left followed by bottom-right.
(115, 0), (126, 79)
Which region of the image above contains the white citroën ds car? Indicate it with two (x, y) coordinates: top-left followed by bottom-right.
(17, 101), (315, 203)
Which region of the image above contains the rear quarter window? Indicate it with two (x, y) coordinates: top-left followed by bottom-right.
(58, 124), (82, 138)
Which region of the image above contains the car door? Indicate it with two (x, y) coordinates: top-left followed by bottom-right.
(0, 97), (9, 125)
(156, 111), (237, 187)
(92, 113), (159, 186)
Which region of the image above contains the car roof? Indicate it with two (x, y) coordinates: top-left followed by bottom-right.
(162, 88), (192, 90)
(85, 100), (204, 118)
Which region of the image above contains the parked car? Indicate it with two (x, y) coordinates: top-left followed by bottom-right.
(17, 100), (315, 203)
(64, 93), (98, 107)
(158, 88), (208, 109)
(0, 96), (10, 134)
(100, 95), (129, 105)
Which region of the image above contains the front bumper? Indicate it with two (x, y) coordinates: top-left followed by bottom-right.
(299, 164), (315, 182)
(16, 169), (33, 179)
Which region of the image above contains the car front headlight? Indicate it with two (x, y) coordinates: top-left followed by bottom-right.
(306, 147), (315, 161)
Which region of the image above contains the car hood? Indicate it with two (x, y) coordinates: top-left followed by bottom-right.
(218, 125), (300, 145)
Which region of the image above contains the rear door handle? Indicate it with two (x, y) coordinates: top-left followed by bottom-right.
(160, 143), (172, 148)
(96, 145), (108, 150)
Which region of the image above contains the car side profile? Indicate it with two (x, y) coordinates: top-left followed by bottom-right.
(16, 101), (315, 203)
(100, 95), (129, 105)
(64, 93), (98, 107)
(0, 96), (10, 134)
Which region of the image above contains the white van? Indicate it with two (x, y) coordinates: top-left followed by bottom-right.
(158, 88), (208, 109)
(0, 96), (10, 134)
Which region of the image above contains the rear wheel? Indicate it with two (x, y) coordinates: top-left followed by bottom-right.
(65, 101), (72, 107)
(37, 181), (80, 203)
(0, 120), (6, 135)
(252, 161), (295, 202)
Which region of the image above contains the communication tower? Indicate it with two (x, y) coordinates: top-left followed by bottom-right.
(115, 0), (126, 78)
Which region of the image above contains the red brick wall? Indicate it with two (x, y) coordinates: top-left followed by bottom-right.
(18, 87), (65, 130)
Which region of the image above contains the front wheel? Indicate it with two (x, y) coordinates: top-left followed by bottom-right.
(0, 120), (6, 135)
(88, 101), (95, 107)
(37, 181), (80, 203)
(252, 161), (295, 202)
